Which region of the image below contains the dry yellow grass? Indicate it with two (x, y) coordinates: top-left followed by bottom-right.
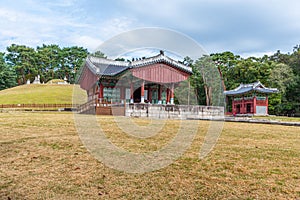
(0, 84), (86, 105)
(0, 112), (299, 199)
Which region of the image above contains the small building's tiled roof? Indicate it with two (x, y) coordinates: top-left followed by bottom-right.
(85, 53), (192, 77)
(224, 81), (278, 96)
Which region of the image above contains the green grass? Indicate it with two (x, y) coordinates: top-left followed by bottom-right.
(0, 112), (299, 199)
(253, 115), (300, 122)
(0, 84), (86, 104)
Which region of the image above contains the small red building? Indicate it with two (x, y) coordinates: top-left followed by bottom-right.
(224, 81), (278, 115)
(78, 51), (192, 108)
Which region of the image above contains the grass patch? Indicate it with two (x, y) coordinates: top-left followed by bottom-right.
(0, 84), (86, 104)
(253, 115), (300, 122)
(0, 112), (299, 199)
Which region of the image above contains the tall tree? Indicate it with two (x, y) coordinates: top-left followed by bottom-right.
(188, 57), (206, 105)
(36, 44), (62, 82)
(6, 44), (37, 84)
(90, 51), (106, 58)
(59, 46), (88, 83)
(210, 51), (242, 90)
(267, 63), (296, 114)
(194, 56), (223, 106)
(0, 52), (17, 90)
(285, 46), (300, 114)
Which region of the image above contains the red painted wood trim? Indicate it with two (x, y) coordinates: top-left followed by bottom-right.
(253, 96), (257, 114)
(130, 82), (134, 100)
(131, 63), (190, 83)
(80, 66), (98, 90)
(141, 81), (145, 97)
(171, 83), (174, 99)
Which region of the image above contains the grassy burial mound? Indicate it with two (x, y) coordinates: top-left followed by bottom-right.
(0, 83), (86, 105)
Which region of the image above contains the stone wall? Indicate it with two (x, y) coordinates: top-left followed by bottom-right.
(125, 103), (224, 120)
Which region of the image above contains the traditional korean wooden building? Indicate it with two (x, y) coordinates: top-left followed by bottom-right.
(224, 81), (278, 115)
(78, 51), (193, 114)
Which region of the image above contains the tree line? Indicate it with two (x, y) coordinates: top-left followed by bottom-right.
(0, 43), (299, 115)
(188, 46), (300, 115)
(0, 44), (88, 88)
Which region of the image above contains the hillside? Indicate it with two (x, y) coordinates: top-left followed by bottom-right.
(0, 84), (86, 105)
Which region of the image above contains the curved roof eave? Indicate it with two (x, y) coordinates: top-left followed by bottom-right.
(224, 87), (279, 96)
(131, 54), (193, 74)
(255, 88), (279, 94)
(84, 53), (193, 78)
(224, 87), (253, 96)
(86, 57), (129, 77)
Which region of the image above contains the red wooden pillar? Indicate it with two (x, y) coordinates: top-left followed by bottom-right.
(232, 98), (235, 115)
(241, 96), (245, 114)
(158, 85), (162, 104)
(266, 96), (268, 114)
(170, 83), (174, 104)
(166, 88), (170, 104)
(130, 81), (134, 103)
(120, 86), (125, 103)
(98, 83), (104, 103)
(253, 96), (257, 114)
(94, 84), (98, 105)
(148, 87), (152, 103)
(140, 80), (145, 103)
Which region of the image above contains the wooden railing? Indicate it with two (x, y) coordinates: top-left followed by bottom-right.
(77, 99), (95, 114)
(76, 99), (127, 115)
(0, 104), (76, 109)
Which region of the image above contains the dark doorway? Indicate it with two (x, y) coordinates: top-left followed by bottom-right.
(236, 104), (241, 114)
(133, 87), (141, 103)
(246, 103), (252, 113)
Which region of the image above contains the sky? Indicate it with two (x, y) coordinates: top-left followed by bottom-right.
(1, 0), (300, 58)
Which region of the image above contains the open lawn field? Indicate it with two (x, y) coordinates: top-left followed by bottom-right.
(0, 112), (299, 199)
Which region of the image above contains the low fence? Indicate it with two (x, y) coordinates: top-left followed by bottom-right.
(77, 99), (126, 115)
(0, 104), (76, 110)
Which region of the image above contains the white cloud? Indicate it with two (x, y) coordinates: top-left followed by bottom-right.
(45, 0), (78, 7)
(95, 28), (206, 60)
(0, 0), (137, 52)
(0, 2), (93, 50)
(99, 17), (138, 39)
(119, 0), (300, 54)
(67, 35), (103, 51)
(240, 51), (275, 59)
(1, 0), (300, 56)
(0, 8), (17, 21)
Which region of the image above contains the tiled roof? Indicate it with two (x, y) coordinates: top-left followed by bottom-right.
(224, 81), (278, 96)
(85, 53), (192, 77)
(130, 54), (192, 73)
(86, 57), (129, 76)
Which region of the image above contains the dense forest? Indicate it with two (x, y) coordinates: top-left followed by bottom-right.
(0, 44), (89, 87)
(0, 44), (299, 115)
(189, 47), (300, 116)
